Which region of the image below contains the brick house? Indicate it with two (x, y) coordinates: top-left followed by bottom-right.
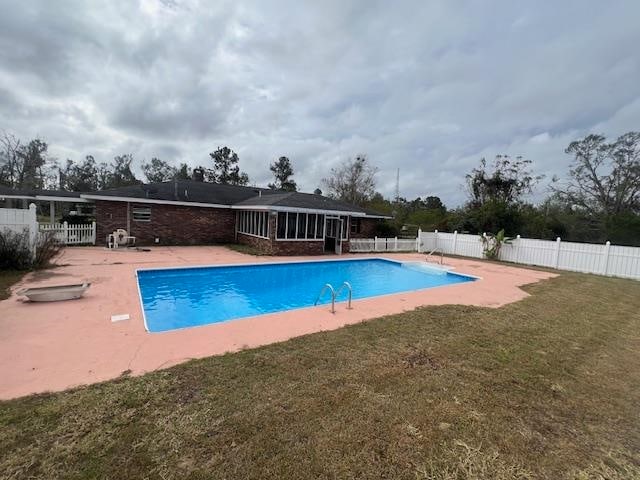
(78, 180), (388, 255)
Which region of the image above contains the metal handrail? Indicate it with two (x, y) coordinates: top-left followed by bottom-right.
(314, 283), (336, 313)
(335, 281), (353, 310)
(314, 282), (354, 313)
(426, 248), (444, 264)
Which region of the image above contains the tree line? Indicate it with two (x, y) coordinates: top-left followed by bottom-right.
(1, 130), (638, 245)
(0, 133), (298, 193)
(317, 132), (640, 246)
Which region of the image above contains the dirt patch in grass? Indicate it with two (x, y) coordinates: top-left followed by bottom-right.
(0, 270), (26, 300)
(1, 272), (639, 479)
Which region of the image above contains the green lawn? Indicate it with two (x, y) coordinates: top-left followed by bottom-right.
(1, 272), (639, 479)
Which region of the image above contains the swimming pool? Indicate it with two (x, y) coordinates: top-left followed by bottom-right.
(137, 258), (476, 332)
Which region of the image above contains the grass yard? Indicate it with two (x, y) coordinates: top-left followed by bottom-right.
(1, 272), (639, 479)
(0, 270), (25, 301)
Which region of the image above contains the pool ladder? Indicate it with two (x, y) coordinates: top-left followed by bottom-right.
(314, 282), (353, 314)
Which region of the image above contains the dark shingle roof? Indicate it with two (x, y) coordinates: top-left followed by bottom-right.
(2, 180), (388, 217)
(234, 191), (376, 214)
(83, 180), (279, 205)
(0, 185), (84, 199)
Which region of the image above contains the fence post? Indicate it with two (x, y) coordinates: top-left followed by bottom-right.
(601, 241), (611, 276)
(434, 229), (438, 252)
(453, 230), (458, 255)
(63, 221), (68, 244)
(416, 228), (422, 253)
(374, 236), (378, 252)
(554, 237), (561, 269)
(28, 203), (37, 259)
(394, 236), (398, 251)
(91, 221), (96, 245)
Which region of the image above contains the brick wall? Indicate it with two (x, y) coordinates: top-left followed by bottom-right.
(95, 200), (236, 246)
(237, 232), (274, 254)
(350, 218), (380, 238)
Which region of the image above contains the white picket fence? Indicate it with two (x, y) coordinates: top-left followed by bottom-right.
(39, 222), (96, 245)
(351, 230), (640, 280)
(1, 205), (96, 246)
(350, 236), (419, 253)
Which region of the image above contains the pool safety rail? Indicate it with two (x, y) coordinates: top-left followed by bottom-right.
(426, 248), (444, 265)
(314, 282), (353, 313)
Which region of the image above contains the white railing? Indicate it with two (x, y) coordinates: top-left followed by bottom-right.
(350, 236), (420, 253)
(39, 221), (96, 245)
(351, 229), (640, 280)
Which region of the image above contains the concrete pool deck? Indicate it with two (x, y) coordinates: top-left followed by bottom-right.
(0, 246), (556, 399)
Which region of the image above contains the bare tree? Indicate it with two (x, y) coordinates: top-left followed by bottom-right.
(553, 132), (640, 215)
(322, 155), (377, 206)
(0, 132), (21, 187)
(466, 155), (541, 207)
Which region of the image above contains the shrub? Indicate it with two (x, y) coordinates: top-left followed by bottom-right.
(33, 231), (63, 269)
(480, 229), (514, 260)
(0, 229), (62, 270)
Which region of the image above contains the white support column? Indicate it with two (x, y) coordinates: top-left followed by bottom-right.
(554, 237), (561, 269)
(601, 241), (611, 276)
(28, 203), (37, 259)
(452, 230), (458, 255)
(416, 228), (422, 253)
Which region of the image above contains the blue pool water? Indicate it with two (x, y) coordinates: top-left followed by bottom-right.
(137, 258), (475, 332)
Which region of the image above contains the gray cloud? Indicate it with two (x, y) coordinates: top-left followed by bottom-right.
(0, 0), (639, 206)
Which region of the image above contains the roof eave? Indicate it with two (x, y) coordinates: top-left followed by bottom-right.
(80, 194), (232, 209)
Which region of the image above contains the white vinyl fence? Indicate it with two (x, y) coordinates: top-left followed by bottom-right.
(39, 221), (96, 245)
(351, 230), (640, 280)
(350, 236), (419, 253)
(1, 204), (96, 249)
(0, 204), (38, 247)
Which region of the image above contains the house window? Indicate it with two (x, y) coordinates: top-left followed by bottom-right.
(275, 212), (325, 240)
(315, 214), (324, 239)
(277, 212), (286, 238)
(237, 211), (269, 238)
(351, 217), (361, 234)
(132, 206), (151, 222)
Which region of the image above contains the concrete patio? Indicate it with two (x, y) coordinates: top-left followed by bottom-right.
(0, 246), (555, 399)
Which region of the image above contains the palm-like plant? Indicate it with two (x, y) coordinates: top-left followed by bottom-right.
(480, 229), (514, 260)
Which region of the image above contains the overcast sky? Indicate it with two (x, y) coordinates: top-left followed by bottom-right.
(0, 0), (638, 206)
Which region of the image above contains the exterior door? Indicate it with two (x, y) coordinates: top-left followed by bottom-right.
(334, 218), (342, 255)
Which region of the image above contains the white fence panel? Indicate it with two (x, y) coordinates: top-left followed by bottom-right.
(557, 240), (606, 274)
(418, 231), (436, 252)
(502, 237), (556, 268)
(350, 237), (417, 253)
(356, 230), (640, 280)
(39, 222), (96, 245)
(349, 238), (374, 252)
(607, 245), (640, 280)
(0, 205), (36, 235)
(0, 204), (38, 255)
(453, 233), (484, 258)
